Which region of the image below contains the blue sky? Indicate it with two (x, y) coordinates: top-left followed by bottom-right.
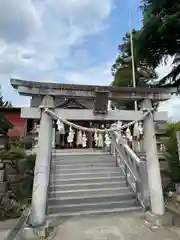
(0, 0), (142, 104)
(0, 0), (178, 120)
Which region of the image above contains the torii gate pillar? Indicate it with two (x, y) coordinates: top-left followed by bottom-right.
(141, 99), (165, 216)
(30, 95), (54, 227)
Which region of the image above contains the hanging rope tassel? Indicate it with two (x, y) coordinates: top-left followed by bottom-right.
(98, 133), (104, 148)
(125, 127), (132, 142)
(76, 130), (83, 146)
(105, 132), (111, 147)
(138, 121), (144, 152)
(138, 121), (144, 136)
(94, 132), (99, 147)
(133, 122), (139, 140)
(82, 132), (87, 148)
(133, 122), (139, 151)
(57, 119), (65, 134)
(67, 126), (74, 146)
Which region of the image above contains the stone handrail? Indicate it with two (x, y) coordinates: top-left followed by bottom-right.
(110, 132), (150, 209)
(5, 207), (30, 240)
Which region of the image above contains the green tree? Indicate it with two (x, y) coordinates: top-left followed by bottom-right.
(165, 122), (180, 182)
(111, 31), (158, 109)
(136, 0), (180, 88)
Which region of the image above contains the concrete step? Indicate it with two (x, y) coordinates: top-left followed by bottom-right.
(52, 157), (110, 161)
(47, 206), (142, 218)
(52, 150), (108, 155)
(49, 181), (127, 191)
(52, 155), (115, 164)
(48, 192), (136, 205)
(50, 171), (122, 180)
(52, 163), (116, 170)
(51, 167), (120, 174)
(47, 152), (141, 219)
(52, 153), (111, 157)
(48, 187), (131, 198)
(51, 160), (115, 166)
(49, 176), (125, 185)
(52, 152), (111, 155)
(47, 199), (139, 215)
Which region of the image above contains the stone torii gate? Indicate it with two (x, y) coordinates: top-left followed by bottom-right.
(11, 79), (173, 230)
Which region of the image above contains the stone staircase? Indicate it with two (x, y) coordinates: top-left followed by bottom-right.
(47, 151), (142, 219)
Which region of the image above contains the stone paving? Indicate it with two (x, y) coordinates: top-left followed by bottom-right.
(53, 212), (180, 240)
(0, 219), (18, 239)
(0, 230), (10, 239)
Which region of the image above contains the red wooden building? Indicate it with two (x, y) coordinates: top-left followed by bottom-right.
(0, 107), (27, 137)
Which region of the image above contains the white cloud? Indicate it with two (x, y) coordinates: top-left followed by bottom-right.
(155, 56), (174, 80)
(0, 0), (115, 105)
(155, 56), (180, 122)
(158, 95), (180, 122)
(0, 0), (41, 43)
(63, 62), (113, 85)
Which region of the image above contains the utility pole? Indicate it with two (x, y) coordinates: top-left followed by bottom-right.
(129, 12), (138, 111)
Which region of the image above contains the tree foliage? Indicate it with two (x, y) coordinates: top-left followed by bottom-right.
(112, 31), (157, 87)
(136, 0), (180, 87)
(165, 122), (180, 182)
(111, 31), (158, 109)
(0, 96), (12, 108)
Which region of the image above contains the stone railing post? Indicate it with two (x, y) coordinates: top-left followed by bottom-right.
(141, 99), (164, 216)
(138, 159), (150, 209)
(30, 95), (54, 227)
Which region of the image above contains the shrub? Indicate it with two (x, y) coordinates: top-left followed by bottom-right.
(25, 154), (36, 174)
(0, 146), (36, 220)
(19, 135), (35, 149)
(0, 146), (26, 161)
(165, 122), (180, 182)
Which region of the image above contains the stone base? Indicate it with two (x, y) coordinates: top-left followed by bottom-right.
(166, 205), (180, 227)
(172, 215), (180, 227)
(22, 226), (50, 240)
(145, 211), (173, 227)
